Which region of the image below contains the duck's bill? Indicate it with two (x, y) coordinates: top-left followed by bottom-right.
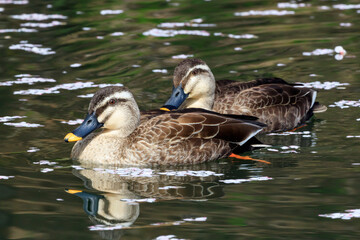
(161, 84), (189, 111)
(64, 112), (103, 142)
(65, 189), (104, 216)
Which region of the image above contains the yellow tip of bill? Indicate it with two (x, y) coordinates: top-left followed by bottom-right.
(65, 189), (83, 194)
(64, 132), (82, 142)
(160, 107), (170, 111)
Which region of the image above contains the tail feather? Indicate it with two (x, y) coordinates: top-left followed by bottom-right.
(312, 102), (327, 113)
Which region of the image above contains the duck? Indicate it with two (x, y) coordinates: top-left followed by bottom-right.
(64, 86), (266, 166)
(162, 58), (327, 133)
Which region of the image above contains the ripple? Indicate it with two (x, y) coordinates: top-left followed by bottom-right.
(143, 28), (210, 37)
(9, 41), (55, 55)
(20, 21), (65, 28)
(235, 10), (295, 16)
(13, 82), (123, 95)
(11, 13), (67, 21)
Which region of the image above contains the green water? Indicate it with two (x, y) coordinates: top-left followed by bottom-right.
(1, 0), (360, 239)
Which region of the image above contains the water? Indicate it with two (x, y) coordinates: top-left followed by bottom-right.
(0, 0), (359, 239)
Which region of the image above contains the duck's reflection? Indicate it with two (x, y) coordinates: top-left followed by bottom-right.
(68, 162), (230, 239)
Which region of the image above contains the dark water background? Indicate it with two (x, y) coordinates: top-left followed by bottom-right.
(0, 0), (360, 239)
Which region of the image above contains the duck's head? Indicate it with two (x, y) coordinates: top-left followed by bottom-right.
(64, 86), (140, 142)
(162, 58), (216, 111)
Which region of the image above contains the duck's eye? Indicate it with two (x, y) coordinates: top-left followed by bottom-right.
(109, 99), (116, 105)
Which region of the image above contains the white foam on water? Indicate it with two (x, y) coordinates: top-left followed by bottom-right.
(235, 10), (295, 16)
(61, 119), (83, 125)
(214, 32), (258, 39)
(0, 0), (28, 4)
(77, 93), (94, 98)
(333, 4), (360, 10)
(70, 63), (82, 68)
(4, 121), (43, 127)
(9, 42), (55, 55)
(27, 147), (40, 152)
(346, 135), (360, 138)
(340, 23), (352, 27)
(220, 176), (273, 184)
(172, 54), (194, 59)
(158, 18), (216, 28)
(33, 160), (57, 165)
(158, 186), (186, 190)
(329, 100), (360, 108)
(318, 6), (331, 10)
(152, 69), (168, 73)
(183, 217), (207, 222)
(20, 21), (65, 28)
(40, 168), (54, 173)
(13, 82), (123, 95)
(110, 32), (124, 36)
(0, 116), (26, 122)
(11, 13), (67, 21)
(158, 170), (223, 177)
(0, 175), (14, 180)
(100, 9), (123, 15)
(268, 130), (311, 136)
(319, 209), (360, 220)
(277, 2), (310, 8)
(120, 198), (156, 203)
(143, 28), (210, 37)
(154, 235), (185, 240)
(296, 81), (349, 90)
(0, 76), (56, 86)
(0, 28), (37, 33)
(302, 48), (334, 56)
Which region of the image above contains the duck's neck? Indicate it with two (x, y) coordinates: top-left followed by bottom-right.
(183, 94), (215, 110)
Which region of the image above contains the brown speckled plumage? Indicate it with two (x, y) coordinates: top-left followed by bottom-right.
(169, 59), (327, 132)
(69, 87), (265, 166)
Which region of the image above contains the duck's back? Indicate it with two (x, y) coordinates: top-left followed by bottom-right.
(213, 78), (323, 132)
(126, 109), (265, 165)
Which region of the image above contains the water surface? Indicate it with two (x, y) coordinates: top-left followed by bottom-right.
(1, 0), (360, 239)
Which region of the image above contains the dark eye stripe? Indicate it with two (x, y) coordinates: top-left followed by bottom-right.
(95, 98), (128, 116)
(181, 68), (209, 86)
